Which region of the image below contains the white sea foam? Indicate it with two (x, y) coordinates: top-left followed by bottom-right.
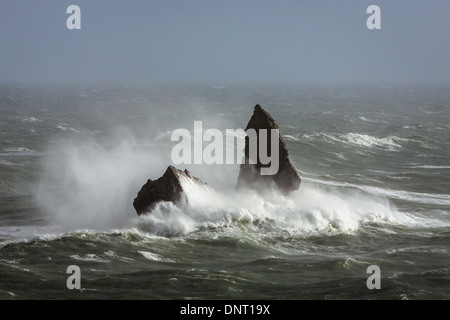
(0, 290), (16, 297)
(301, 132), (407, 151)
(70, 253), (110, 263)
(304, 176), (450, 207)
(3, 147), (35, 154)
(55, 124), (80, 132)
(35, 127), (446, 238)
(409, 165), (450, 169)
(0, 226), (60, 248)
(131, 176), (427, 237)
(341, 133), (405, 150)
(283, 135), (300, 141)
(138, 251), (175, 262)
(69, 250), (128, 262)
(361, 185), (450, 207)
(334, 152), (347, 160)
(0, 160), (17, 166)
(358, 116), (373, 122)
(22, 117), (42, 123)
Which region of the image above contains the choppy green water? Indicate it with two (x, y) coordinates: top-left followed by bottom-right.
(0, 84), (449, 299)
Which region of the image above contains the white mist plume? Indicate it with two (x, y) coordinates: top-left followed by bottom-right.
(36, 132), (169, 230)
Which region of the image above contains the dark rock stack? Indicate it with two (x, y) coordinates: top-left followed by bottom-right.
(236, 104), (301, 193)
(133, 104), (301, 216)
(133, 165), (207, 215)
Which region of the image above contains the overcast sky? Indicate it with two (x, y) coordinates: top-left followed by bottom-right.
(0, 0), (449, 84)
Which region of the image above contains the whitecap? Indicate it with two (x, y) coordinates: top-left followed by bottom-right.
(22, 117), (42, 123)
(70, 254), (109, 263)
(55, 125), (80, 132)
(0, 160), (18, 166)
(409, 165), (450, 169)
(138, 251), (175, 262)
(0, 290), (16, 297)
(132, 177), (412, 237)
(341, 133), (405, 150)
(301, 132), (408, 151)
(305, 176), (450, 208)
(283, 135), (300, 141)
(358, 116), (373, 122)
(342, 258), (370, 269)
(3, 147), (35, 154)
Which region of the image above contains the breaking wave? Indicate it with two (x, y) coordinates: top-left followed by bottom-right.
(301, 132), (408, 150)
(2, 147), (36, 155)
(132, 177), (429, 237)
(34, 131), (445, 239)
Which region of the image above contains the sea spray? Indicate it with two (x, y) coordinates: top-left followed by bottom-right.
(35, 130), (412, 236)
(36, 134), (169, 230)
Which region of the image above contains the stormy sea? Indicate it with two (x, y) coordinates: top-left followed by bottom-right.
(0, 84), (449, 300)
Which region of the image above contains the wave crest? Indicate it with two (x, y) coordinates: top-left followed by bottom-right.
(301, 132), (408, 151)
(132, 180), (412, 237)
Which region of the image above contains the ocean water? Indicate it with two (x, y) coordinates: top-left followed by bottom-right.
(0, 84), (449, 300)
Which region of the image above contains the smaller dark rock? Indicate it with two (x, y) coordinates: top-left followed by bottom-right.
(133, 165), (206, 215)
